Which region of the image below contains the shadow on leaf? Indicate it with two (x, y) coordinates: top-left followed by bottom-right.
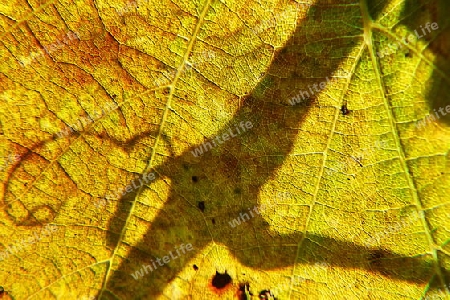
(94, 1), (447, 298)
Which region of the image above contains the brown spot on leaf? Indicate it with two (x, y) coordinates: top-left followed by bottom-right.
(212, 271), (232, 289)
(341, 104), (350, 115)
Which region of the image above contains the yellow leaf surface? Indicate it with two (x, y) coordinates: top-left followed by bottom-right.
(0, 0), (449, 299)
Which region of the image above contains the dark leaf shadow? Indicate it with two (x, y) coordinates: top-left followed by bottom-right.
(399, 0), (450, 126)
(367, 0), (450, 292)
(1, 1), (448, 298)
(370, 0), (450, 125)
(89, 1), (449, 298)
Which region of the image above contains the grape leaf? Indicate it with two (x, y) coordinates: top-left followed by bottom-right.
(0, 0), (449, 299)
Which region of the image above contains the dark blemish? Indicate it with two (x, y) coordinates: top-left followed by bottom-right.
(198, 201), (205, 212)
(238, 282), (252, 300)
(212, 218), (216, 224)
(182, 163), (190, 170)
(239, 283), (249, 292)
(193, 264), (199, 271)
(340, 104), (349, 115)
(0, 286), (7, 298)
(192, 176), (198, 183)
(212, 271), (232, 289)
(404, 51), (411, 58)
(163, 87), (170, 95)
(259, 290), (273, 299)
(112, 94), (117, 99)
(234, 187), (241, 194)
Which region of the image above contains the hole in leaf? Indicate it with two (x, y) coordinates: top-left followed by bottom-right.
(211, 271), (232, 289)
